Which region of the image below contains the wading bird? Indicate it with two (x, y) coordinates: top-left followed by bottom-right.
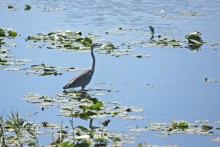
(63, 43), (101, 90)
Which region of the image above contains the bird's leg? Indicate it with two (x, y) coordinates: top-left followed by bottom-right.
(89, 119), (93, 129)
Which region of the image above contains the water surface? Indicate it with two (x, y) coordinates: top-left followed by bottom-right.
(0, 0), (220, 146)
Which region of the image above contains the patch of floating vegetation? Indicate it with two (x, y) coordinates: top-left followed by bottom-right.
(0, 47), (79, 75)
(106, 26), (213, 52)
(26, 30), (94, 50)
(2, 109), (219, 146)
(148, 37), (183, 48)
(128, 120), (220, 142)
(24, 4), (31, 11)
(25, 27), (219, 59)
(179, 11), (204, 17)
(107, 27), (179, 49)
(26, 30), (133, 57)
(155, 10), (203, 19)
(18, 63), (81, 76)
(185, 31), (203, 50)
(1, 2), (64, 12)
(24, 91), (144, 120)
(27, 63), (63, 76)
(22, 90), (145, 146)
(0, 112), (39, 146)
(0, 28), (31, 70)
(7, 5), (15, 11)
(0, 28), (17, 39)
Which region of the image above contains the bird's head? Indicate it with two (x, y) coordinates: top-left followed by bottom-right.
(91, 43), (102, 49)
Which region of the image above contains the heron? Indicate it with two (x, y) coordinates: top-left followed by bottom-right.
(63, 43), (101, 90)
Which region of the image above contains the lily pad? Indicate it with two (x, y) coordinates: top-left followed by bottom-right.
(0, 29), (6, 37)
(172, 121), (188, 130)
(129, 120), (217, 137)
(27, 30), (95, 50)
(185, 32), (203, 46)
(0, 58), (7, 65)
(8, 5), (14, 10)
(101, 42), (117, 50)
(76, 37), (92, 47)
(24, 5), (31, 10)
(0, 28), (18, 38)
(8, 30), (17, 38)
(148, 37), (183, 47)
(25, 63), (63, 76)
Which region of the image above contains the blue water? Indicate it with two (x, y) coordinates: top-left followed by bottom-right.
(1, 0), (220, 146)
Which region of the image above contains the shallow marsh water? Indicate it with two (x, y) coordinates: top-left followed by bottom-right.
(1, 0), (220, 146)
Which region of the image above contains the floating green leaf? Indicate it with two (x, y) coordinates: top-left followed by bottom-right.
(8, 31), (17, 38)
(65, 31), (81, 39)
(0, 58), (7, 65)
(101, 42), (117, 50)
(0, 29), (6, 37)
(148, 37), (183, 48)
(112, 137), (121, 142)
(8, 5), (14, 10)
(201, 124), (213, 131)
(76, 37), (92, 47)
(0, 58), (7, 62)
(27, 36), (41, 41)
(86, 101), (103, 110)
(24, 5), (31, 11)
(59, 141), (74, 147)
(83, 37), (93, 47)
(177, 122), (189, 129)
(185, 32), (203, 46)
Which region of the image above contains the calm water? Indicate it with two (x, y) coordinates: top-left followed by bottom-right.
(1, 0), (220, 146)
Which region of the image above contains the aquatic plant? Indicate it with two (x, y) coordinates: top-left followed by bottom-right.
(0, 112), (39, 146)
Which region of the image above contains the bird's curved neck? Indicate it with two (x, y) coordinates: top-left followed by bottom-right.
(91, 46), (95, 71)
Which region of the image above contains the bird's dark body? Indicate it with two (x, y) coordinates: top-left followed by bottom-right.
(63, 43), (100, 90)
(63, 69), (94, 90)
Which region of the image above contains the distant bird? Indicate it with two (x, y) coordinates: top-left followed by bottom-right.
(63, 43), (101, 90)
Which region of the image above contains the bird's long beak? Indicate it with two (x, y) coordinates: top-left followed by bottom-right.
(95, 43), (102, 46)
